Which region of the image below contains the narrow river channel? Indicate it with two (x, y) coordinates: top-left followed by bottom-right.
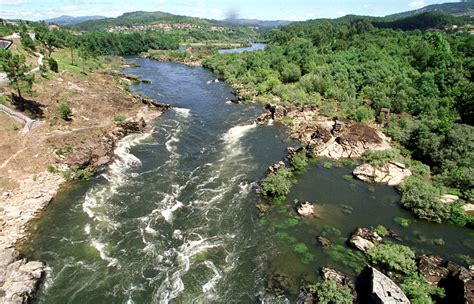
(23, 58), (473, 303)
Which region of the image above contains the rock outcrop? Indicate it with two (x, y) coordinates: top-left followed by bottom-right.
(462, 203), (474, 215)
(367, 267), (410, 303)
(439, 194), (460, 204)
(353, 161), (412, 186)
(255, 104), (392, 160)
(64, 118), (147, 171)
(417, 255), (450, 285)
(267, 161), (286, 174)
(2, 258), (45, 303)
(348, 228), (382, 252)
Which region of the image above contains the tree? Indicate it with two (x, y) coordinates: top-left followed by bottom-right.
(20, 31), (36, 51)
(48, 57), (58, 73)
(0, 50), (30, 99)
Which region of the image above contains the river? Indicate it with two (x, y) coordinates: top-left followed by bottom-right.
(22, 59), (473, 303)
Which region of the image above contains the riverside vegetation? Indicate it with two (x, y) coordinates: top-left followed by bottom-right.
(204, 13), (474, 227)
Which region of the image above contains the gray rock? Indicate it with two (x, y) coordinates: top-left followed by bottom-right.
(348, 228), (382, 253)
(369, 267), (410, 303)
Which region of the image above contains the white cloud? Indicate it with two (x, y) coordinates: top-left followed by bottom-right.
(408, 0), (426, 9)
(2, 0), (26, 4)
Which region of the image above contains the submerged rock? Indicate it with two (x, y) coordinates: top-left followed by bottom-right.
(348, 228), (382, 253)
(317, 236), (332, 248)
(353, 161), (412, 186)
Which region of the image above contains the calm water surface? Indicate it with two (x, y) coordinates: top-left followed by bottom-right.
(23, 59), (473, 303)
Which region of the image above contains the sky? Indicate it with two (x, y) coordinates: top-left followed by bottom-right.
(1, 0), (459, 21)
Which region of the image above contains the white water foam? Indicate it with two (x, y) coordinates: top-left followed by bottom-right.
(174, 107), (191, 118)
(222, 122), (256, 146)
(201, 260), (222, 294)
(91, 239), (120, 268)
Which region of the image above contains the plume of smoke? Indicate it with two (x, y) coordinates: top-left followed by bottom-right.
(225, 9), (239, 20)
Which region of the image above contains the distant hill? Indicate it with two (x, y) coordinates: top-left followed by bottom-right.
(72, 11), (212, 31)
(45, 15), (106, 26)
(220, 18), (292, 28)
(388, 1), (474, 18)
(375, 11), (470, 30)
(72, 11), (291, 31)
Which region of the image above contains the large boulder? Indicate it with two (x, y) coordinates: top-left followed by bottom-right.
(417, 255), (450, 285)
(353, 161), (412, 186)
(358, 267), (410, 304)
(348, 228), (382, 253)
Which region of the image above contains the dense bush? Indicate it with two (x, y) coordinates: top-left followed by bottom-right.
(259, 168), (295, 197)
(290, 150), (308, 173)
(367, 243), (417, 274)
(401, 272), (445, 304)
(400, 177), (450, 223)
(362, 149), (400, 167)
(48, 57), (58, 73)
(309, 279), (352, 304)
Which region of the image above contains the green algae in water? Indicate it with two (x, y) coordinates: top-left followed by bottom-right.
(286, 217), (300, 227)
(276, 231), (298, 244)
(321, 225), (342, 237)
(323, 162), (333, 169)
(293, 243), (309, 254)
(342, 175), (353, 181)
(340, 204), (353, 215)
(394, 217), (411, 227)
(257, 217), (268, 227)
(301, 252), (315, 265)
(427, 238), (446, 246)
(326, 244), (366, 274)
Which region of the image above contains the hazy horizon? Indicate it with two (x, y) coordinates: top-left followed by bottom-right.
(1, 0), (460, 22)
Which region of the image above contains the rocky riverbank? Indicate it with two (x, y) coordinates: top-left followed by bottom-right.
(256, 103), (391, 159)
(0, 106), (166, 303)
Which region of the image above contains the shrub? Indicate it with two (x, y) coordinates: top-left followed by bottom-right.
(367, 243), (417, 274)
(12, 122), (18, 131)
(47, 164), (57, 173)
(362, 149), (400, 167)
(114, 114), (126, 123)
(449, 202), (473, 226)
(58, 102), (72, 121)
(400, 177), (450, 223)
(48, 57), (58, 73)
(309, 279), (352, 304)
(260, 167), (294, 197)
(374, 225), (388, 237)
(401, 272), (445, 304)
(290, 150), (308, 173)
